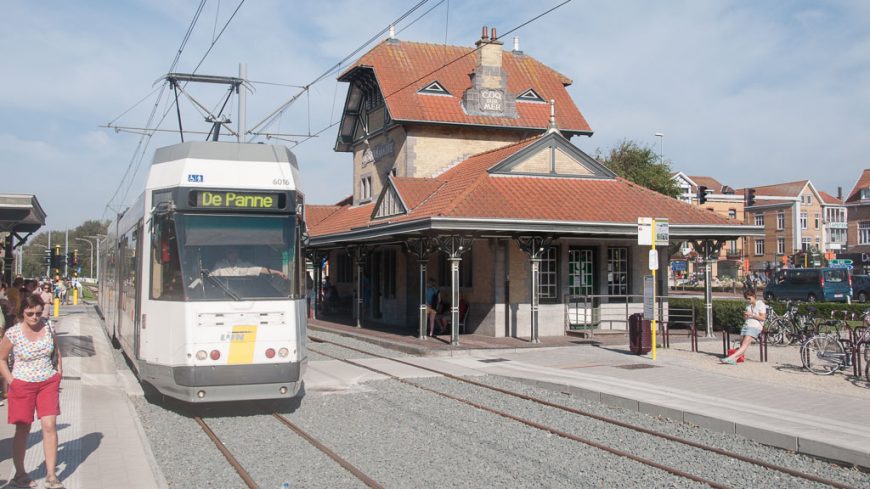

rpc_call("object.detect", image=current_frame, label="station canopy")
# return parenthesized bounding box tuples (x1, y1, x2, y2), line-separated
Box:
(0, 194, 46, 234)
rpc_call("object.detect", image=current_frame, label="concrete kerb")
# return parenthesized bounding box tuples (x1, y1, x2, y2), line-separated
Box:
(503, 377, 870, 470)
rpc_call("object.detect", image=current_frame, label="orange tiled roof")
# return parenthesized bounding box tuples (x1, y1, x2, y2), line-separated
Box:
(305, 205, 342, 228)
(309, 136, 740, 237)
(390, 177, 443, 210)
(818, 191, 843, 205)
(341, 40, 591, 134)
(846, 170, 870, 203)
(688, 176, 726, 192)
(740, 180, 808, 198)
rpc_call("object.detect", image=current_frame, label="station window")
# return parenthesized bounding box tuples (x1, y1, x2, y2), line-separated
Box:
(568, 248, 595, 296)
(538, 246, 559, 303)
(607, 247, 628, 296)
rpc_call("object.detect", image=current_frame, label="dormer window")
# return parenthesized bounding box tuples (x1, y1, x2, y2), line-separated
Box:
(861, 188, 870, 200)
(517, 88, 544, 102)
(418, 81, 450, 95)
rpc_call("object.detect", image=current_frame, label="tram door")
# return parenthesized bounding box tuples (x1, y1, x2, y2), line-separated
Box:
(133, 220, 144, 359)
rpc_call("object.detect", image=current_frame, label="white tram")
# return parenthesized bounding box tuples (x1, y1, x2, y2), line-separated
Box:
(99, 141, 307, 402)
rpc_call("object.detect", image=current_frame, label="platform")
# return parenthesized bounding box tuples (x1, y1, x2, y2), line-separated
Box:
(309, 318, 870, 469)
(0, 304, 165, 489)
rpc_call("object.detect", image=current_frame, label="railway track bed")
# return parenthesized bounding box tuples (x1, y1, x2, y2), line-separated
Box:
(127, 330, 870, 488)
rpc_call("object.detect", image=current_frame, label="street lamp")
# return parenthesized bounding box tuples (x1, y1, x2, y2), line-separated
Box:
(654, 132, 664, 164)
(75, 237, 95, 279)
(87, 234, 107, 281)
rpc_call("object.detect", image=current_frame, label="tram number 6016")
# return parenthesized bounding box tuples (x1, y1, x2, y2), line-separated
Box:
(272, 178, 290, 186)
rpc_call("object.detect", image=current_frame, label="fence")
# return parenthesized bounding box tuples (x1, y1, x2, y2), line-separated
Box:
(564, 294, 668, 334)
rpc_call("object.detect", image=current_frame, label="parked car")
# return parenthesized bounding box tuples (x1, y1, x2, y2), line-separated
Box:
(762, 268, 852, 303)
(852, 275, 870, 302)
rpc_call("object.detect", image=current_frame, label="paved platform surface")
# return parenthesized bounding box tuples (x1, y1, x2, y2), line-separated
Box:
(310, 320, 870, 469)
(0, 304, 164, 489)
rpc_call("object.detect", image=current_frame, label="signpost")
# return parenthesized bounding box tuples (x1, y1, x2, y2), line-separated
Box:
(639, 217, 668, 360)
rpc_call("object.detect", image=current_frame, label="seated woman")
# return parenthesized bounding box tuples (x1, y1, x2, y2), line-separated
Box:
(436, 296, 469, 334)
(721, 289, 766, 365)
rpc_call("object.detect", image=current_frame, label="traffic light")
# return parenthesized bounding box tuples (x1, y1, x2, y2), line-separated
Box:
(67, 252, 74, 269)
(697, 185, 708, 205)
(72, 249, 79, 267)
(43, 250, 52, 267)
(746, 188, 757, 207)
(51, 246, 63, 269)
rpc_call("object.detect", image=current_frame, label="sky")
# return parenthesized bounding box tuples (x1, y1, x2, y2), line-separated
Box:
(3, 0, 870, 231)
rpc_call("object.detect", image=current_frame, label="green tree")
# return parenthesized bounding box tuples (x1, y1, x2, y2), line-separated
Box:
(599, 140, 681, 198)
(21, 219, 110, 278)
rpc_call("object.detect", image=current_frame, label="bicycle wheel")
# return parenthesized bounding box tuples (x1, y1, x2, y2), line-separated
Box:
(766, 319, 788, 346)
(801, 335, 846, 375)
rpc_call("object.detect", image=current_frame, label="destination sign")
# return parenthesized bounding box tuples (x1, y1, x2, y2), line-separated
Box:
(191, 190, 282, 210)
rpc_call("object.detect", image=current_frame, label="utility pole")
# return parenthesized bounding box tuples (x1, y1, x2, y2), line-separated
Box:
(64, 229, 69, 277)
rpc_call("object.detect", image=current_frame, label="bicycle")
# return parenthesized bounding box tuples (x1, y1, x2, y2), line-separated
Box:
(765, 301, 817, 346)
(800, 310, 870, 377)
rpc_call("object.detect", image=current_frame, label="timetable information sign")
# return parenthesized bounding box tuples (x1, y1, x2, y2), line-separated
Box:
(643, 275, 655, 319)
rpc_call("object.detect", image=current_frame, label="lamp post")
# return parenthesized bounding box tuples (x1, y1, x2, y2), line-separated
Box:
(29, 243, 49, 278)
(654, 132, 664, 164)
(88, 234, 107, 281)
(75, 238, 95, 279)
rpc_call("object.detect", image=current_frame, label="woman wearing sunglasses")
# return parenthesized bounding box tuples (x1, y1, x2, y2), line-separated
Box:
(0, 294, 64, 489)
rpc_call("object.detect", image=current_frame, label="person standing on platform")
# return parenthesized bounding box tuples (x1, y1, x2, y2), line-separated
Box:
(426, 278, 441, 337)
(0, 294, 64, 489)
(721, 289, 766, 365)
(39, 283, 54, 323)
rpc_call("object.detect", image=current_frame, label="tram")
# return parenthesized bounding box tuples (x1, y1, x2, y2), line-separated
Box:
(98, 141, 307, 403)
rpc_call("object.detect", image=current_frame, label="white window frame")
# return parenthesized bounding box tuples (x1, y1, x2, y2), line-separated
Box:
(860, 222, 870, 245)
(800, 212, 807, 230)
(802, 237, 811, 251)
(776, 212, 784, 230)
(728, 209, 736, 219)
(754, 213, 764, 226)
(754, 239, 764, 256)
(777, 237, 785, 255)
(814, 213, 819, 229)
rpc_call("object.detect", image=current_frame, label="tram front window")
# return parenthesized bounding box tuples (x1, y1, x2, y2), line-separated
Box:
(157, 214, 300, 301)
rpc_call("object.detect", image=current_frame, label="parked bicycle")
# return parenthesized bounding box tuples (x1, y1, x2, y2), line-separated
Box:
(765, 301, 819, 346)
(800, 309, 870, 378)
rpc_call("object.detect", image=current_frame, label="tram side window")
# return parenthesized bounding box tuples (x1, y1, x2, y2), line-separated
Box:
(151, 215, 183, 300)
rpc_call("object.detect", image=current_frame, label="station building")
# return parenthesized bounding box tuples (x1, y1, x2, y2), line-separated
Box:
(305, 29, 758, 340)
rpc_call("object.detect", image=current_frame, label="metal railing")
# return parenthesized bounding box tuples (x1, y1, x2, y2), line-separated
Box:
(564, 294, 667, 334)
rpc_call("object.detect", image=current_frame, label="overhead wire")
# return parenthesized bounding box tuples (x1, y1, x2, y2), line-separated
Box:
(110, 0, 247, 211)
(291, 0, 573, 151)
(248, 0, 432, 137)
(105, 0, 208, 215)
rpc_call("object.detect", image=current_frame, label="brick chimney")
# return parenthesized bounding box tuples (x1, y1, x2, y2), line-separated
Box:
(462, 26, 517, 118)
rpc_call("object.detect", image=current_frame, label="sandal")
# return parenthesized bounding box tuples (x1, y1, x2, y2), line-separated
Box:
(720, 357, 737, 365)
(10, 475, 37, 488)
(44, 478, 65, 489)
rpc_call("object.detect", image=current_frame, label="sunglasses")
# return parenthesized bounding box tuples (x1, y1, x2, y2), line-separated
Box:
(23, 310, 43, 318)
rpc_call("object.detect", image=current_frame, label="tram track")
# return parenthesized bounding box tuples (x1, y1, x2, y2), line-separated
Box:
(195, 409, 384, 489)
(310, 335, 860, 489)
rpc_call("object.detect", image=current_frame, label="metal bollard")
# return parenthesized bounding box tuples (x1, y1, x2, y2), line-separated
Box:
(53, 297, 60, 318)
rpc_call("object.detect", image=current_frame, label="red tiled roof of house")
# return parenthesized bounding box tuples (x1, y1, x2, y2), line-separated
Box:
(846, 170, 870, 203)
(341, 40, 591, 134)
(818, 191, 843, 205)
(688, 176, 725, 192)
(309, 136, 740, 237)
(737, 180, 808, 198)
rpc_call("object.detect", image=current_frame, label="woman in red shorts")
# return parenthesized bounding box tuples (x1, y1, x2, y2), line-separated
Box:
(0, 294, 63, 489)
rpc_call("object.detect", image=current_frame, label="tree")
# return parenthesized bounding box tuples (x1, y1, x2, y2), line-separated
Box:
(599, 140, 681, 198)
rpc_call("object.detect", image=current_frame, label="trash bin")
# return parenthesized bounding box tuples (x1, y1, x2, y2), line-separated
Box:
(629, 313, 652, 355)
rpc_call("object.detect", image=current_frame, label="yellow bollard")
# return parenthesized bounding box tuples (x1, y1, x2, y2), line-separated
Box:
(53, 297, 60, 318)
(73, 287, 78, 306)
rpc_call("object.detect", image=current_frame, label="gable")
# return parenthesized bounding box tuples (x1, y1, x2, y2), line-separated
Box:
(488, 132, 614, 178)
(517, 88, 545, 102)
(372, 179, 407, 219)
(418, 81, 450, 95)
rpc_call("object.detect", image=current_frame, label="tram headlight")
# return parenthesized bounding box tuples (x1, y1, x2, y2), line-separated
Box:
(196, 350, 207, 361)
(278, 347, 289, 358)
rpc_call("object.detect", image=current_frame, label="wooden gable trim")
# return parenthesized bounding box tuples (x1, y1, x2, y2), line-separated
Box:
(371, 176, 408, 220)
(487, 132, 616, 179)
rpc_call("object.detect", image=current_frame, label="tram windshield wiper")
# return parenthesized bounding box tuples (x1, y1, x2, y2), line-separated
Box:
(200, 269, 242, 301)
